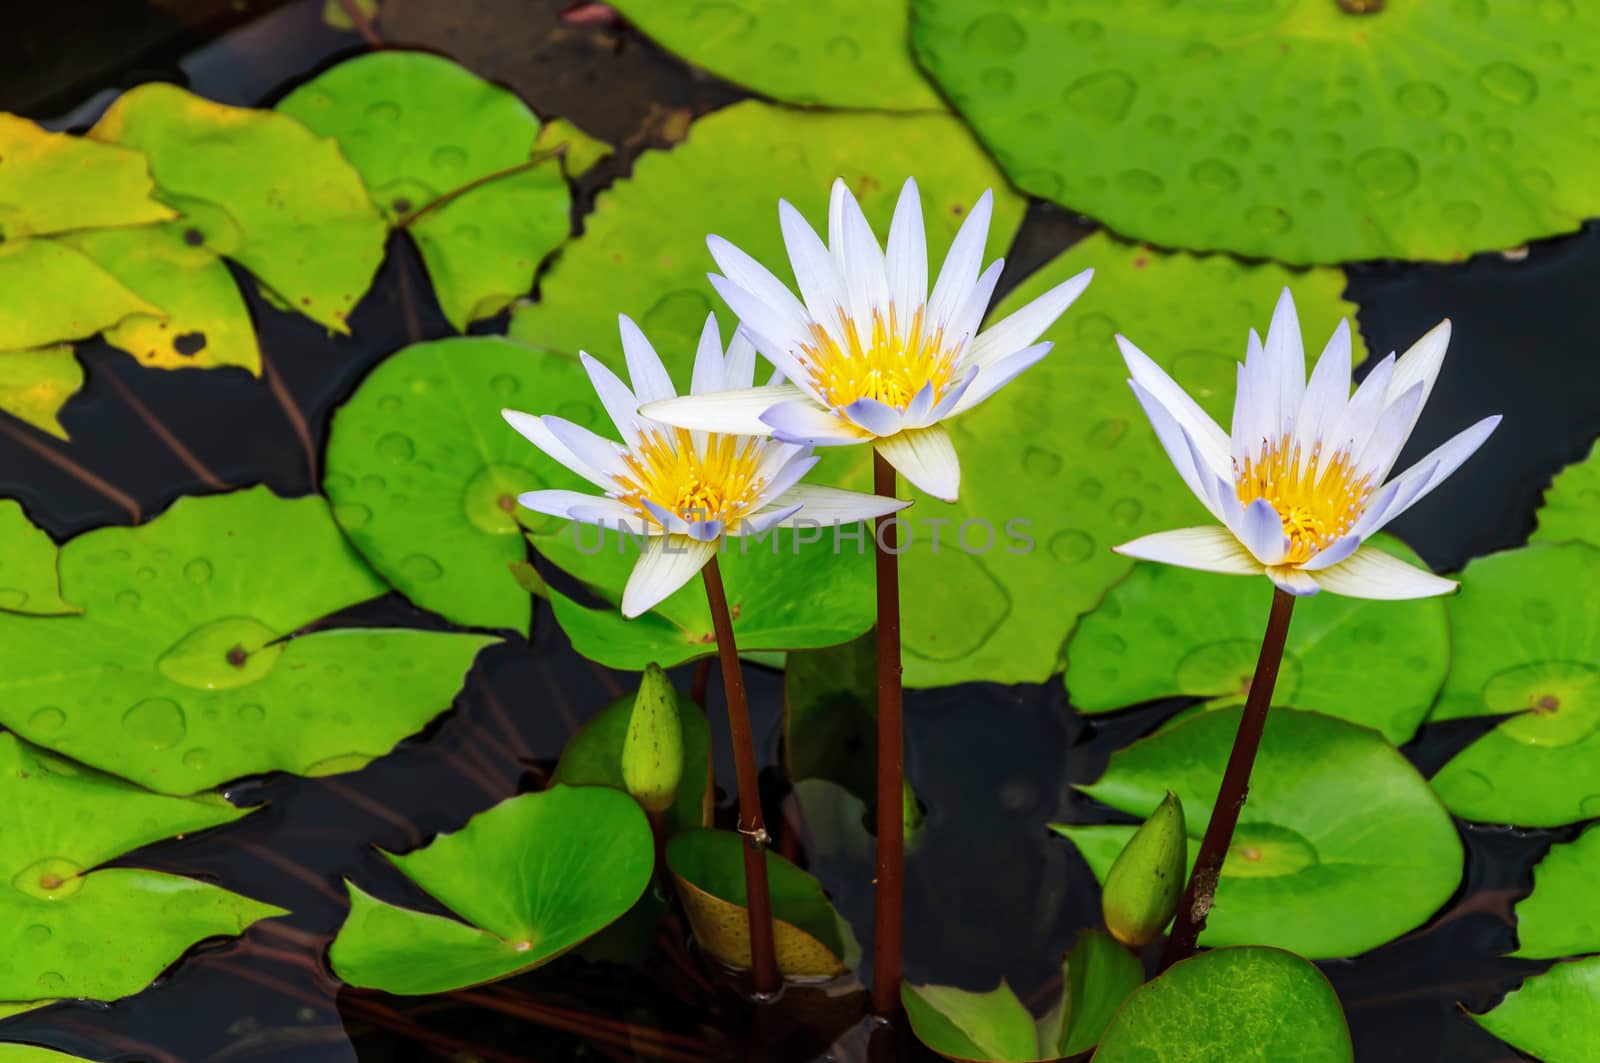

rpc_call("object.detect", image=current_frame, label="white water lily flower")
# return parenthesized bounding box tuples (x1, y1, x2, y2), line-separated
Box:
(502, 313, 908, 618)
(637, 177, 1093, 502)
(1113, 289, 1500, 599)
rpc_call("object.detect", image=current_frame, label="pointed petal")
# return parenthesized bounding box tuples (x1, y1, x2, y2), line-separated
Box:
(1326, 352, 1395, 454)
(952, 342, 1051, 416)
(1266, 565, 1321, 596)
(579, 352, 645, 445)
(1353, 380, 1425, 484)
(1126, 376, 1225, 518)
(1294, 318, 1353, 473)
(760, 400, 868, 446)
(724, 328, 759, 390)
(541, 416, 627, 487)
(621, 535, 717, 618)
(1116, 334, 1232, 481)
(707, 235, 813, 339)
(639, 384, 804, 435)
(926, 189, 993, 331)
(639, 497, 688, 535)
(617, 315, 676, 404)
(1237, 498, 1289, 566)
(926, 363, 981, 422)
(885, 177, 928, 322)
(707, 274, 813, 391)
(751, 451, 819, 508)
(904, 380, 937, 426)
(1262, 288, 1306, 437)
(1388, 319, 1451, 430)
(780, 199, 849, 327)
(737, 502, 803, 535)
(768, 483, 911, 526)
(836, 181, 890, 333)
(876, 424, 960, 501)
(944, 258, 1005, 348)
(1112, 526, 1263, 575)
(503, 409, 612, 488)
(841, 397, 904, 437)
(1311, 546, 1458, 600)
(689, 313, 725, 395)
(1357, 414, 1501, 536)
(1298, 534, 1361, 571)
(966, 268, 1092, 368)
(516, 489, 624, 523)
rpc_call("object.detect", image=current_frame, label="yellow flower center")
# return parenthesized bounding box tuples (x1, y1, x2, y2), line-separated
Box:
(1235, 433, 1374, 564)
(614, 428, 768, 529)
(801, 305, 963, 411)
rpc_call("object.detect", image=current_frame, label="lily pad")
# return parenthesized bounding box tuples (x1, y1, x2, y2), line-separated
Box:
(0, 1047, 99, 1062)
(0, 114, 174, 239)
(1533, 440, 1600, 547)
(1094, 947, 1351, 1062)
(911, 0, 1600, 264)
(0, 500, 76, 616)
(1473, 956, 1600, 1063)
(0, 487, 494, 794)
(329, 784, 654, 994)
(0, 732, 283, 1005)
(89, 83, 387, 333)
(1054, 707, 1461, 959)
(508, 99, 1025, 377)
(277, 51, 570, 331)
(552, 687, 712, 834)
(1042, 930, 1143, 1058)
(609, 0, 942, 110)
(0, 348, 83, 441)
(1429, 542, 1600, 826)
(1512, 823, 1600, 959)
(1064, 535, 1446, 744)
(0, 239, 156, 351)
(534, 118, 613, 180)
(666, 828, 859, 978)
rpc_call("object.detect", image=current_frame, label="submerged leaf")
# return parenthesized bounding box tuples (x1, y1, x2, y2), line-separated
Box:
(330, 785, 654, 994)
(554, 685, 711, 834)
(0, 499, 76, 615)
(0, 239, 157, 350)
(784, 633, 877, 801)
(901, 981, 1037, 1062)
(0, 114, 173, 238)
(1473, 956, 1600, 1063)
(0, 347, 84, 440)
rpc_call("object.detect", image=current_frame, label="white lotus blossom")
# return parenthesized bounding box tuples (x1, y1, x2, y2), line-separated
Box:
(637, 177, 1093, 502)
(503, 313, 907, 618)
(1113, 289, 1500, 599)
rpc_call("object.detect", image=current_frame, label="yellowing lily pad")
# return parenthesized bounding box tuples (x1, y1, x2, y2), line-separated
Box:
(1533, 440, 1600, 547)
(1055, 707, 1461, 959)
(1511, 823, 1600, 959)
(1429, 542, 1600, 826)
(89, 83, 387, 333)
(1065, 536, 1447, 744)
(666, 828, 859, 978)
(1473, 957, 1600, 1063)
(329, 785, 654, 994)
(911, 0, 1600, 264)
(0, 238, 156, 350)
(0, 732, 282, 1006)
(277, 51, 570, 332)
(0, 499, 76, 616)
(534, 119, 613, 180)
(0, 1046, 100, 1061)
(0, 114, 173, 239)
(0, 487, 494, 794)
(0, 347, 84, 440)
(1094, 947, 1351, 1062)
(609, 0, 942, 110)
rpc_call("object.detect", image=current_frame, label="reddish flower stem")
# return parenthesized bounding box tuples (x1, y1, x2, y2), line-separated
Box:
(870, 451, 905, 1016)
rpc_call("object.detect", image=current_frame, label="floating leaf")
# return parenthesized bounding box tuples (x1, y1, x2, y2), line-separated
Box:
(553, 685, 711, 835)
(534, 118, 613, 180)
(1429, 542, 1600, 826)
(1512, 823, 1600, 959)
(330, 785, 654, 994)
(1533, 440, 1600, 547)
(1039, 930, 1142, 1058)
(277, 51, 570, 331)
(0, 1046, 100, 1061)
(666, 828, 859, 978)
(67, 222, 260, 373)
(784, 632, 876, 801)
(0, 487, 494, 794)
(609, 0, 941, 110)
(0, 500, 76, 616)
(0, 733, 282, 1005)
(1473, 956, 1600, 1063)
(325, 336, 589, 634)
(1095, 947, 1351, 1062)
(0, 114, 173, 239)
(1065, 536, 1446, 744)
(90, 83, 387, 333)
(0, 239, 156, 350)
(911, 0, 1600, 264)
(1055, 707, 1461, 959)
(0, 348, 83, 441)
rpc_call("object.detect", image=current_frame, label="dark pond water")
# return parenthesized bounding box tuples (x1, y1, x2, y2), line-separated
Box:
(5, 1, 1598, 1060)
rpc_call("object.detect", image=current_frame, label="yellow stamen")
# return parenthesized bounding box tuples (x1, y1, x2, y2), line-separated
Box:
(614, 428, 767, 529)
(801, 305, 962, 411)
(1235, 433, 1373, 565)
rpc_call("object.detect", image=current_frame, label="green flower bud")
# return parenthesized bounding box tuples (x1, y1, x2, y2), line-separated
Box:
(621, 663, 683, 814)
(1102, 790, 1187, 948)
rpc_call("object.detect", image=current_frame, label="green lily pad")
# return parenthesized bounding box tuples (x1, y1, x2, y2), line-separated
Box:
(609, 0, 941, 110)
(534, 119, 613, 180)
(1094, 946, 1351, 1062)
(90, 83, 387, 333)
(0, 114, 174, 239)
(329, 784, 654, 994)
(0, 1047, 100, 1061)
(552, 687, 711, 834)
(508, 99, 1025, 375)
(0, 348, 84, 441)
(1511, 823, 1600, 959)
(277, 51, 570, 332)
(0, 239, 156, 350)
(1533, 440, 1600, 547)
(1474, 956, 1600, 1063)
(911, 0, 1600, 264)
(0, 487, 494, 794)
(325, 336, 591, 634)
(1064, 535, 1446, 744)
(0, 732, 283, 1005)
(1042, 930, 1143, 1058)
(1429, 542, 1600, 826)
(666, 828, 859, 978)
(1054, 707, 1461, 959)
(0, 500, 76, 616)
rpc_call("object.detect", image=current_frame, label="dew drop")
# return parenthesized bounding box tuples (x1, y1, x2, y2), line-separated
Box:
(377, 395, 403, 414)
(334, 502, 372, 530)
(1395, 81, 1448, 118)
(430, 145, 468, 171)
(1048, 530, 1095, 564)
(980, 68, 1015, 94)
(1077, 477, 1104, 500)
(962, 12, 1026, 57)
(1022, 447, 1062, 477)
(825, 36, 861, 61)
(401, 554, 444, 582)
(1109, 498, 1143, 525)
(360, 474, 387, 491)
(364, 101, 401, 122)
(642, 289, 713, 339)
(28, 707, 65, 733)
(769, 42, 798, 62)
(36, 971, 65, 992)
(489, 374, 520, 398)
(116, 590, 141, 609)
(122, 697, 186, 750)
(377, 432, 415, 461)
(1352, 147, 1420, 198)
(1483, 127, 1514, 150)
(22, 924, 50, 946)
(1189, 158, 1240, 194)
(1478, 62, 1537, 105)
(1087, 419, 1128, 449)
(1115, 169, 1164, 197)
(183, 748, 213, 770)
(237, 704, 265, 724)
(184, 558, 213, 584)
(1245, 204, 1292, 234)
(1074, 312, 1117, 343)
(1062, 70, 1137, 124)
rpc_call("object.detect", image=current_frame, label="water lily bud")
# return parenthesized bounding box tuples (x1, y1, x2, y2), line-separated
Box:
(621, 664, 683, 814)
(1102, 790, 1187, 948)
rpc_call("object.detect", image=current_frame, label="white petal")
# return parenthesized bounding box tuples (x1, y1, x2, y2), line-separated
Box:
(835, 182, 891, 336)
(1266, 565, 1321, 596)
(925, 364, 980, 423)
(1387, 319, 1451, 431)
(1112, 526, 1263, 575)
(689, 313, 725, 395)
(1298, 534, 1360, 571)
(751, 452, 819, 508)
(950, 343, 1050, 416)
(766, 483, 910, 527)
(966, 268, 1093, 369)
(1126, 377, 1223, 519)
(1116, 334, 1232, 482)
(827, 178, 848, 267)
(541, 416, 627, 487)
(516, 488, 614, 522)
(639, 384, 805, 436)
(707, 235, 813, 339)
(1237, 498, 1288, 566)
(503, 409, 612, 488)
(1229, 361, 1265, 467)
(569, 500, 656, 533)
(707, 274, 814, 392)
(885, 177, 928, 322)
(1356, 414, 1501, 536)
(841, 397, 904, 437)
(926, 189, 993, 332)
(1325, 352, 1395, 455)
(579, 352, 645, 446)
(737, 503, 803, 535)
(617, 315, 676, 404)
(1261, 288, 1306, 437)
(780, 199, 850, 328)
(904, 380, 937, 425)
(943, 258, 1005, 348)
(875, 424, 960, 501)
(1353, 381, 1424, 484)
(621, 535, 717, 618)
(760, 400, 869, 446)
(724, 328, 759, 390)
(1293, 318, 1353, 475)
(1311, 545, 1458, 600)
